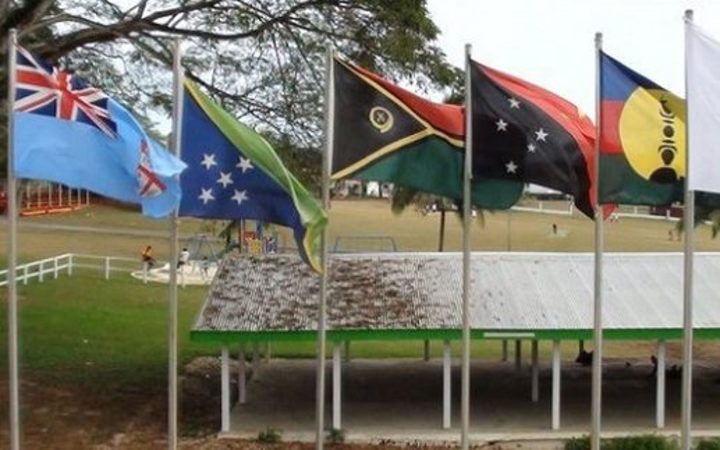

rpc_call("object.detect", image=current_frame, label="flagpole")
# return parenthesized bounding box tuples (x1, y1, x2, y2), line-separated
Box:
(168, 38, 184, 450)
(460, 42, 473, 450)
(6, 28, 21, 450)
(316, 45, 334, 450)
(590, 31, 604, 450)
(681, 9, 695, 450)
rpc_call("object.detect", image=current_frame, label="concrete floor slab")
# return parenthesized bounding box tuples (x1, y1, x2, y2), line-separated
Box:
(224, 357, 720, 444)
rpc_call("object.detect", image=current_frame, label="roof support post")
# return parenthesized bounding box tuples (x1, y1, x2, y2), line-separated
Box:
(656, 340, 666, 429)
(238, 344, 246, 404)
(221, 346, 230, 433)
(531, 340, 539, 403)
(502, 340, 508, 362)
(332, 342, 342, 430)
(515, 340, 522, 370)
(252, 342, 261, 378)
(344, 341, 351, 363)
(443, 340, 452, 429)
(424, 339, 431, 362)
(552, 340, 561, 430)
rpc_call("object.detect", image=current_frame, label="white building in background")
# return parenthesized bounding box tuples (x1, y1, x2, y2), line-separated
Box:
(525, 183, 567, 200)
(365, 181, 393, 198)
(334, 180, 393, 198)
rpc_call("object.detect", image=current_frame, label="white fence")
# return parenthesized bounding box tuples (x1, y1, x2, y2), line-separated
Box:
(0, 254, 73, 287)
(0, 253, 152, 287)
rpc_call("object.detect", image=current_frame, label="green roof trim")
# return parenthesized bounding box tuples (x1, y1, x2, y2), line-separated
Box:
(190, 327, 720, 344)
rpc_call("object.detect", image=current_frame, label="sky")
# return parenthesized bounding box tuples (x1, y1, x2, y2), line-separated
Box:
(427, 0, 720, 119)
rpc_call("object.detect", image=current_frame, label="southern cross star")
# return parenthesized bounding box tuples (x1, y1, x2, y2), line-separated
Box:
(231, 189, 249, 205)
(236, 156, 254, 173)
(535, 128, 549, 142)
(201, 153, 217, 170)
(198, 187, 215, 204)
(216, 171, 233, 188)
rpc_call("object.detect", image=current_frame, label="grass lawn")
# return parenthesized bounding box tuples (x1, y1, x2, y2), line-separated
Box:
(2, 198, 713, 392)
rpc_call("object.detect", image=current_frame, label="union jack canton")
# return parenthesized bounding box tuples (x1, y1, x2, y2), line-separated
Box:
(14, 46, 117, 137)
(14, 46, 167, 198)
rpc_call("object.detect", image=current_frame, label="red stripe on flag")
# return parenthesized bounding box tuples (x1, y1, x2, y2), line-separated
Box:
(600, 100, 624, 154)
(16, 70, 54, 89)
(349, 63, 464, 140)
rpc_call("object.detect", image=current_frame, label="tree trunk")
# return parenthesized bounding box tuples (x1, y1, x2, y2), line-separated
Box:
(438, 209, 446, 252)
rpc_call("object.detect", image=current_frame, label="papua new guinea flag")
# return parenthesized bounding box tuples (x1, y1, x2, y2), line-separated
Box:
(332, 56, 522, 209)
(470, 60, 597, 218)
(179, 80, 327, 273)
(599, 53, 685, 205)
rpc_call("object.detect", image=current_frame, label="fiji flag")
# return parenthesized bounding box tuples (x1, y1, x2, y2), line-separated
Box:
(599, 53, 685, 206)
(179, 80, 327, 273)
(12, 46, 185, 217)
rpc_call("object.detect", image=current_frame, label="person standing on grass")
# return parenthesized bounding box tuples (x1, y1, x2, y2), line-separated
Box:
(141, 245, 156, 269)
(177, 247, 190, 269)
(200, 256, 210, 280)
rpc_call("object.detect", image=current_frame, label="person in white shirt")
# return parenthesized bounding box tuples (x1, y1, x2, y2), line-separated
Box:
(177, 248, 190, 269)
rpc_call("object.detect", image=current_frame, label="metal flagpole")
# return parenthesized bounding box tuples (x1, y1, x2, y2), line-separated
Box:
(590, 32, 604, 450)
(460, 43, 473, 450)
(681, 9, 695, 450)
(316, 45, 334, 450)
(6, 28, 21, 450)
(168, 38, 184, 450)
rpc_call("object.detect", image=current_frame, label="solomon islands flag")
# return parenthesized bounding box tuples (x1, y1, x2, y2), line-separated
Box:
(13, 46, 185, 218)
(599, 52, 685, 205)
(470, 59, 598, 218)
(332, 55, 521, 209)
(179, 80, 327, 273)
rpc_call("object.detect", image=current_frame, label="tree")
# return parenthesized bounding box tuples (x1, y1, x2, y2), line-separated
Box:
(386, 81, 477, 249)
(0, 0, 458, 176)
(676, 205, 720, 238)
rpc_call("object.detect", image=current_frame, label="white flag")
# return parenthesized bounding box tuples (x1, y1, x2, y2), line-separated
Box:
(688, 23, 720, 193)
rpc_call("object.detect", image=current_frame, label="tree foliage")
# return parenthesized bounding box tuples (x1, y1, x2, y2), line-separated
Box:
(675, 205, 720, 239)
(0, 0, 458, 177)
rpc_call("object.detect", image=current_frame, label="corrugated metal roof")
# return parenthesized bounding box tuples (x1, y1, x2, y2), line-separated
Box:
(192, 252, 720, 334)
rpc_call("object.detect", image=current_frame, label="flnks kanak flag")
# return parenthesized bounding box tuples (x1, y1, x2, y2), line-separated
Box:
(599, 53, 685, 205)
(688, 23, 720, 194)
(332, 56, 522, 209)
(470, 60, 597, 218)
(13, 46, 185, 218)
(179, 80, 327, 273)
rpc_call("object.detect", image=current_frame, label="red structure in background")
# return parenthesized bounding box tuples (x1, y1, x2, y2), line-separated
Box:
(0, 182, 91, 216)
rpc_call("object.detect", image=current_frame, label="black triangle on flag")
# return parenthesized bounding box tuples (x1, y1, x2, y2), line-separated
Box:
(332, 59, 430, 179)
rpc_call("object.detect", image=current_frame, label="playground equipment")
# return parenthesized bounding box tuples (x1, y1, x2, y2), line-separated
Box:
(130, 234, 222, 286)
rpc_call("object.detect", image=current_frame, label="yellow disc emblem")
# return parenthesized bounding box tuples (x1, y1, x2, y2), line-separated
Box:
(619, 88, 686, 183)
(369, 106, 394, 133)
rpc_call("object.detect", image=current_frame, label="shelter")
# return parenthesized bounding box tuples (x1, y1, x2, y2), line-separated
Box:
(190, 251, 720, 435)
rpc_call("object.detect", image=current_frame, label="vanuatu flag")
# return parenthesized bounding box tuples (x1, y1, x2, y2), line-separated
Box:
(179, 80, 327, 273)
(332, 56, 521, 209)
(599, 52, 685, 205)
(470, 59, 597, 218)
